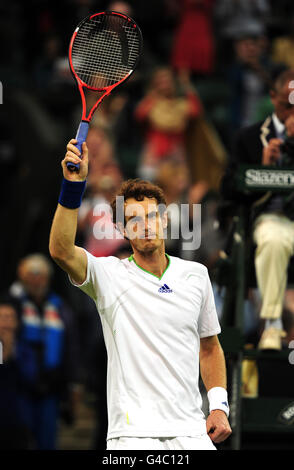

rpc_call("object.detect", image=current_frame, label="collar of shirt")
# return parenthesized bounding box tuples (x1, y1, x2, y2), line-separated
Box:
(272, 113, 285, 140)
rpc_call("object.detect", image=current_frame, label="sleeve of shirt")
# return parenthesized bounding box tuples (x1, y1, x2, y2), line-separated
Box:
(68, 249, 119, 307)
(198, 267, 221, 338)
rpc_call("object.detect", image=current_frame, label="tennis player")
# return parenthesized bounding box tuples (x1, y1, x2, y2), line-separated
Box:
(49, 139, 232, 450)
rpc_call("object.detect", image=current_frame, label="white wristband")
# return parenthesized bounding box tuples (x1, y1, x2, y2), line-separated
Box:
(207, 387, 230, 417)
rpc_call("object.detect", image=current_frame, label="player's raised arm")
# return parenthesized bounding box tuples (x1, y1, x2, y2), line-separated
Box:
(49, 139, 88, 285)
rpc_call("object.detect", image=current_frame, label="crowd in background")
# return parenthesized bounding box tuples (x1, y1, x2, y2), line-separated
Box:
(1, 0, 294, 450)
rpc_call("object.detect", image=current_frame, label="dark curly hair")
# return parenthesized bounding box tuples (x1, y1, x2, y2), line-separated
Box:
(110, 178, 167, 224)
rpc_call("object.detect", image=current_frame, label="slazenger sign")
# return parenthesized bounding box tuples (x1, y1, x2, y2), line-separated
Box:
(236, 165, 294, 192)
(245, 169, 294, 188)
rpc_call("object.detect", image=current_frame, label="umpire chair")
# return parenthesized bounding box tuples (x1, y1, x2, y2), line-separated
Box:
(217, 165, 294, 450)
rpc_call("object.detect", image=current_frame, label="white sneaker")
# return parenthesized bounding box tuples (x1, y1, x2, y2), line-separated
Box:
(258, 327, 286, 351)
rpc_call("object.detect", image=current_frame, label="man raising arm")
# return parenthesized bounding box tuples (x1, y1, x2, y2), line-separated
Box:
(49, 139, 89, 285)
(49, 138, 232, 450)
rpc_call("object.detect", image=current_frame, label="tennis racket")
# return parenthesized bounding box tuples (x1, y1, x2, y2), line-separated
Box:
(67, 10, 143, 171)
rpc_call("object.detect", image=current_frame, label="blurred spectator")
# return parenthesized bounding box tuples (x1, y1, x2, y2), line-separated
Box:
(0, 294, 31, 449)
(171, 0, 216, 77)
(9, 254, 82, 449)
(86, 126, 116, 184)
(228, 29, 274, 130)
(135, 66, 202, 180)
(33, 34, 63, 90)
(272, 14, 294, 69)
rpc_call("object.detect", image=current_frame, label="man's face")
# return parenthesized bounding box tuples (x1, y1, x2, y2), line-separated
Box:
(153, 69, 175, 97)
(123, 197, 167, 253)
(18, 260, 50, 300)
(271, 81, 294, 123)
(235, 38, 261, 64)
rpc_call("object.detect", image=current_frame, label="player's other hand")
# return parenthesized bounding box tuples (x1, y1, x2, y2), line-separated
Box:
(62, 139, 88, 181)
(206, 410, 232, 444)
(262, 138, 283, 165)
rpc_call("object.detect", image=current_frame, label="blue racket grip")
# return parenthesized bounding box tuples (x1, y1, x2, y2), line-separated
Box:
(67, 121, 89, 172)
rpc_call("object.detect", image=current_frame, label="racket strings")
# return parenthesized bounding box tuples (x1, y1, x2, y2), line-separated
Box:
(72, 15, 140, 89)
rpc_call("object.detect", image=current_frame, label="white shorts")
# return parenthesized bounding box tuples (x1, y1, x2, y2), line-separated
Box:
(106, 435, 216, 450)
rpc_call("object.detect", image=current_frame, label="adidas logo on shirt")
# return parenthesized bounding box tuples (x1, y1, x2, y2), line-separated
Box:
(158, 284, 173, 293)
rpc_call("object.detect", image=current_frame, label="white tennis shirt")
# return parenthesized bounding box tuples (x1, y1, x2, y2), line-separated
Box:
(71, 250, 221, 439)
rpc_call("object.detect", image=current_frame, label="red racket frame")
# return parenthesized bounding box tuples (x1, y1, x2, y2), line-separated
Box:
(68, 10, 142, 123)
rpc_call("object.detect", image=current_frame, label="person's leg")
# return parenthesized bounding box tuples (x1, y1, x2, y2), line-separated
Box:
(254, 215, 294, 320)
(253, 215, 294, 348)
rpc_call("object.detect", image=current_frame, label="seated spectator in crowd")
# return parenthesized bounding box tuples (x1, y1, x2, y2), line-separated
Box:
(9, 254, 81, 449)
(0, 294, 31, 449)
(227, 26, 274, 131)
(135, 66, 202, 181)
(221, 68, 294, 351)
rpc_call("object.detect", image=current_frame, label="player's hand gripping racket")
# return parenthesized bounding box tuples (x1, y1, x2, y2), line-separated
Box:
(68, 11, 143, 171)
